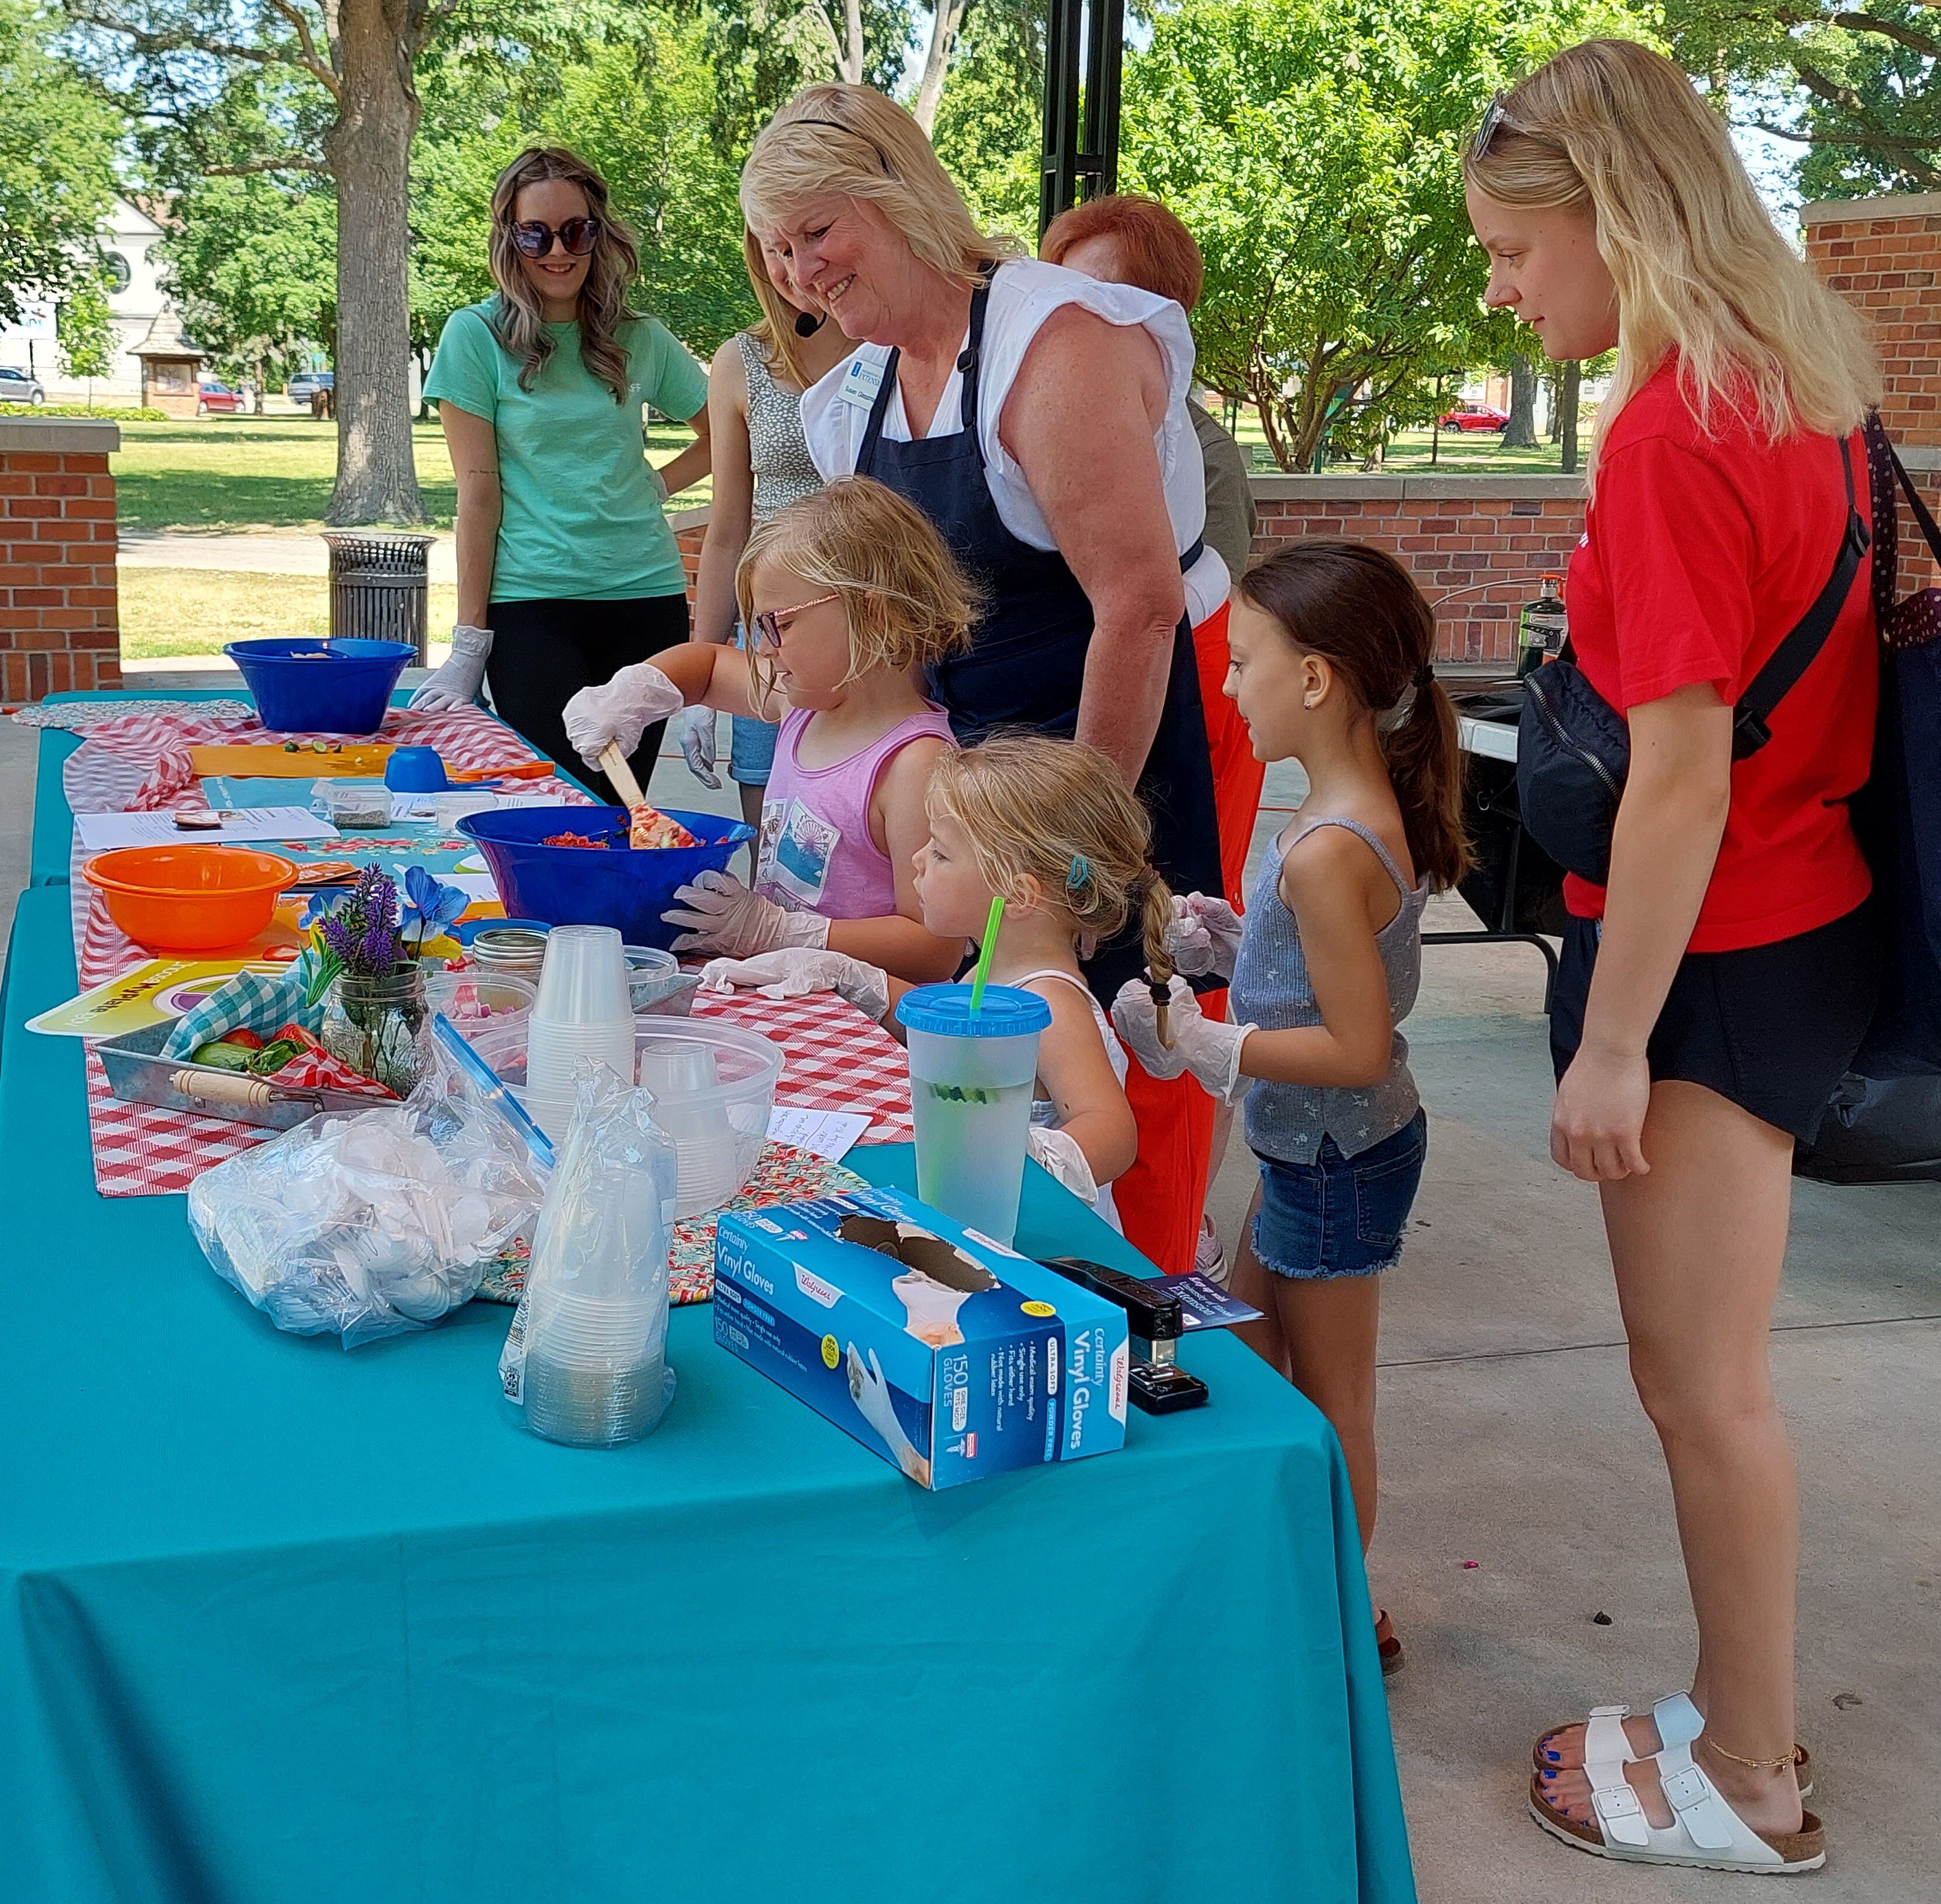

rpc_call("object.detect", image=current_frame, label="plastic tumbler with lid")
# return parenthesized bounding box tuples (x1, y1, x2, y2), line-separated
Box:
(895, 982, 1052, 1247)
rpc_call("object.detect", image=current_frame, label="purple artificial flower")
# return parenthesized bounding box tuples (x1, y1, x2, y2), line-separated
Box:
(321, 914, 357, 964)
(359, 913, 397, 975)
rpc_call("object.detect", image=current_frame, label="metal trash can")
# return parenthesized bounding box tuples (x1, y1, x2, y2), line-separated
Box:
(322, 532, 435, 662)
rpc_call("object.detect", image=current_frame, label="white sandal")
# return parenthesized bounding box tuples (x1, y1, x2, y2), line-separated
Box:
(1534, 1692, 1814, 1798)
(1529, 1735, 1826, 1874)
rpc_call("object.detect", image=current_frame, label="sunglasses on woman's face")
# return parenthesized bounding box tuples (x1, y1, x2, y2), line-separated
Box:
(752, 592, 840, 650)
(511, 218, 601, 260)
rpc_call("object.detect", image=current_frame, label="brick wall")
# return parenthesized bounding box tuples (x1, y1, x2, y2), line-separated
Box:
(668, 487, 1583, 669)
(0, 419, 121, 700)
(1803, 191, 1941, 589)
(1248, 474, 1584, 666)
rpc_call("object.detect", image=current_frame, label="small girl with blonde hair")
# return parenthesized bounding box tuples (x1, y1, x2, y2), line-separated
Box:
(703, 733, 1172, 1222)
(565, 476, 971, 981)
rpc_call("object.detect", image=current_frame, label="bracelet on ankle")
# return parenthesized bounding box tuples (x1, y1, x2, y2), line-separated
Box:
(1706, 1736, 1797, 1772)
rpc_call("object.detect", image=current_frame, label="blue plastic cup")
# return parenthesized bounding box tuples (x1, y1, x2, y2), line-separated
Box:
(895, 984, 1053, 1247)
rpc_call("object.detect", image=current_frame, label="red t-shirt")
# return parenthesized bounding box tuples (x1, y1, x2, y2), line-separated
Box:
(1561, 360, 1877, 952)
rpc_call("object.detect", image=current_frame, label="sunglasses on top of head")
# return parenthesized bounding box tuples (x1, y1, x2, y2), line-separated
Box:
(511, 217, 601, 260)
(1471, 94, 1520, 161)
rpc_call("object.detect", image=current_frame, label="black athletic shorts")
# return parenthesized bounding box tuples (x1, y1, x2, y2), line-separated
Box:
(1549, 901, 1880, 1140)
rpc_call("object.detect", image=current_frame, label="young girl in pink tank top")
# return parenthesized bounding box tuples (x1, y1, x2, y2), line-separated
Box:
(563, 477, 972, 982)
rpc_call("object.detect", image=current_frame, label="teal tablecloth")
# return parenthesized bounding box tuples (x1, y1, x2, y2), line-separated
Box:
(0, 906, 1415, 1903)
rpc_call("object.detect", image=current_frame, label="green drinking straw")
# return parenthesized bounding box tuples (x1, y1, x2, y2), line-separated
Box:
(968, 895, 1005, 1014)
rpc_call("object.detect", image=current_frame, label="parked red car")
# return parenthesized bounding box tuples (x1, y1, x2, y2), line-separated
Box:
(197, 381, 245, 416)
(1438, 403, 1509, 432)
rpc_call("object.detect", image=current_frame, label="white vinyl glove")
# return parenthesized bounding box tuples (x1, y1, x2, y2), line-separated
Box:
(1111, 975, 1257, 1104)
(1167, 892, 1244, 981)
(1027, 1124, 1101, 1207)
(698, 947, 889, 1022)
(663, 867, 830, 957)
(409, 623, 493, 711)
(562, 662, 686, 770)
(847, 1342, 929, 1484)
(679, 706, 721, 789)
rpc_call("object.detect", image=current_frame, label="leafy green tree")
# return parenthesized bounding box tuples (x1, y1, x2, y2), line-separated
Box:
(0, 0, 120, 323)
(1670, 1, 1941, 196)
(57, 268, 117, 380)
(931, 3, 1040, 236)
(1122, 0, 1651, 470)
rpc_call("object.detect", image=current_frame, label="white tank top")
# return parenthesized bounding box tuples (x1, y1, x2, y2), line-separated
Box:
(1013, 965, 1130, 1232)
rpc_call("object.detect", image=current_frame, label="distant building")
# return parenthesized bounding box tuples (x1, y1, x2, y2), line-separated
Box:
(0, 196, 172, 403)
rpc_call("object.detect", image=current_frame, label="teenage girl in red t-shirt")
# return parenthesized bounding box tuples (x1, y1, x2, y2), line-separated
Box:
(1465, 40, 1881, 1876)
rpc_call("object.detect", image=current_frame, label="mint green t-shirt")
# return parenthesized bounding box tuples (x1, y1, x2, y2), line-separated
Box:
(425, 300, 708, 602)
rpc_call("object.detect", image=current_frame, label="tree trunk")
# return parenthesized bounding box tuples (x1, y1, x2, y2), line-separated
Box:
(911, 0, 970, 135)
(1559, 360, 1582, 475)
(821, 0, 865, 84)
(324, 0, 426, 526)
(1502, 355, 1539, 450)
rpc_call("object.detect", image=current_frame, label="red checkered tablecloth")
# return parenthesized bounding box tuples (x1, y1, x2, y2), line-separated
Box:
(690, 988, 913, 1145)
(63, 700, 913, 1194)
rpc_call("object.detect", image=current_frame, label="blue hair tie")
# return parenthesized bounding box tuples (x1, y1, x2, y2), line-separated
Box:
(1066, 854, 1091, 891)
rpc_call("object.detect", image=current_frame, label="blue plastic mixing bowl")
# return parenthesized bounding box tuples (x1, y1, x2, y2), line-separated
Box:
(458, 804, 757, 950)
(224, 637, 416, 735)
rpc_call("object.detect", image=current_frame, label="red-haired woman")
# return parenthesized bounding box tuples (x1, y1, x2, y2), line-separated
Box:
(1044, 192, 1263, 1279)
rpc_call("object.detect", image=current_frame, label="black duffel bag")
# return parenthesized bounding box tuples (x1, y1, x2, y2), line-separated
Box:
(1516, 435, 1870, 886)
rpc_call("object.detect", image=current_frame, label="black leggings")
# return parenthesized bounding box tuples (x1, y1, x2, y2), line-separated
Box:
(486, 594, 690, 805)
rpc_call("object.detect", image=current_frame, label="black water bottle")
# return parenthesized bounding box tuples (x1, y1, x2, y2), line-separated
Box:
(1517, 577, 1567, 678)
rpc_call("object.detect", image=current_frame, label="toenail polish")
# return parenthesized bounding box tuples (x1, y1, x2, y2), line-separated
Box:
(1545, 1749, 1559, 1762)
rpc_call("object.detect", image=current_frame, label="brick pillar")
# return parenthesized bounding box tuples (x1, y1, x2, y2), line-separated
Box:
(1804, 191, 1941, 585)
(0, 418, 122, 699)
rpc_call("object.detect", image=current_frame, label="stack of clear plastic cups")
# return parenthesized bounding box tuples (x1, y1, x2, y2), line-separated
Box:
(516, 1068, 678, 1448)
(525, 925, 635, 1141)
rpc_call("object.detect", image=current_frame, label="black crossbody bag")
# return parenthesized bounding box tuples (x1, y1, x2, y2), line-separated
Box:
(1517, 435, 1870, 886)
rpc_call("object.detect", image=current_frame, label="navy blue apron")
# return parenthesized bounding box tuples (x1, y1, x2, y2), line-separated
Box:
(856, 274, 1224, 1002)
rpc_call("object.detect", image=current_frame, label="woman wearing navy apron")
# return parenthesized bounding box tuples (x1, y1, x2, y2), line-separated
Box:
(737, 83, 1229, 1273)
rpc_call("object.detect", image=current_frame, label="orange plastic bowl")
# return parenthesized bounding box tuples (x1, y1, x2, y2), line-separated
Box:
(82, 845, 301, 951)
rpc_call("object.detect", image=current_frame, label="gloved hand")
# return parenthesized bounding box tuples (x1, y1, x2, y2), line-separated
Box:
(1167, 892, 1244, 980)
(562, 662, 685, 770)
(1027, 1124, 1101, 1206)
(679, 706, 722, 790)
(663, 868, 830, 957)
(1111, 974, 1258, 1104)
(698, 947, 889, 1022)
(409, 624, 493, 712)
(847, 1342, 929, 1484)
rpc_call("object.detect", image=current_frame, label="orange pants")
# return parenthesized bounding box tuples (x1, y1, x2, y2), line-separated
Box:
(1112, 605, 1262, 1273)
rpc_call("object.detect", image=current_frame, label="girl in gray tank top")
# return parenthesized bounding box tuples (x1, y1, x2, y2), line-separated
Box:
(1110, 541, 1470, 1674)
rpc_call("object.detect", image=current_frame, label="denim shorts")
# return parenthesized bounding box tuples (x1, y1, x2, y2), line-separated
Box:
(729, 713, 779, 785)
(1250, 1110, 1427, 1281)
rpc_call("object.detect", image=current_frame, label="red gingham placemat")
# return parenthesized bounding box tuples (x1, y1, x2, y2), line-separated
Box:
(690, 988, 913, 1145)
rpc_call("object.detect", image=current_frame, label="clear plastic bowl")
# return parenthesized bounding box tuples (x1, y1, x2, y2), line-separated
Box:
(460, 1016, 784, 1218)
(424, 969, 535, 1030)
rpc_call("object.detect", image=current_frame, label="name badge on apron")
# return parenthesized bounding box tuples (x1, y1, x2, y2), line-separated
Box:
(839, 355, 886, 410)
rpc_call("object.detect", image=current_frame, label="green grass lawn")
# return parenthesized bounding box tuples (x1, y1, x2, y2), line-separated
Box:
(1224, 406, 1579, 475)
(112, 416, 708, 532)
(119, 567, 459, 659)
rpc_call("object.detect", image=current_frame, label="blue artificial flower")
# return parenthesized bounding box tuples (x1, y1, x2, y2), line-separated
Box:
(402, 863, 469, 951)
(299, 891, 333, 930)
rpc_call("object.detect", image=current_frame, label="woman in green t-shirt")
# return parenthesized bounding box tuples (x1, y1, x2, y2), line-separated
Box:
(415, 147, 711, 804)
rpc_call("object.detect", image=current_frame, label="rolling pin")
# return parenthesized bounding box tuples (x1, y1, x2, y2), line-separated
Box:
(170, 1069, 325, 1113)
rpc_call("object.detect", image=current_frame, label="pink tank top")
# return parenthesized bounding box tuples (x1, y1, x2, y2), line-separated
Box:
(754, 702, 955, 920)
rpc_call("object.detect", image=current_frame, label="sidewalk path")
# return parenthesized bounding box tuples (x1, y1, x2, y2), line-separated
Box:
(118, 528, 458, 583)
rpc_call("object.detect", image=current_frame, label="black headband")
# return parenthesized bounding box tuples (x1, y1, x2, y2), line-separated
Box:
(789, 116, 896, 179)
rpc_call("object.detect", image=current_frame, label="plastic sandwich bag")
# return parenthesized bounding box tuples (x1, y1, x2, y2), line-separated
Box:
(500, 1063, 679, 1446)
(187, 1034, 551, 1347)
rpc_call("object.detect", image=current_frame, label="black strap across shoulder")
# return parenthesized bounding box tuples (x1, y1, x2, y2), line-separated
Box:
(1729, 434, 1869, 758)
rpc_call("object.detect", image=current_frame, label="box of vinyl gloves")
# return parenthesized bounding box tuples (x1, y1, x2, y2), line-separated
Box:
(713, 1187, 1129, 1488)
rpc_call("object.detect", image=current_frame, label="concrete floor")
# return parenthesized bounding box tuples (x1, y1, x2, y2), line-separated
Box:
(13, 677, 1939, 1900)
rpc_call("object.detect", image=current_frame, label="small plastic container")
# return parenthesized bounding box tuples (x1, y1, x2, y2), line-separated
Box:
(317, 779, 393, 829)
(622, 944, 694, 1016)
(895, 983, 1052, 1247)
(82, 845, 300, 952)
(424, 968, 535, 1030)
(224, 637, 415, 735)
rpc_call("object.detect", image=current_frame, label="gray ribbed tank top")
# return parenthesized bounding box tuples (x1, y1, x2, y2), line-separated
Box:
(737, 332, 822, 526)
(1228, 816, 1427, 1164)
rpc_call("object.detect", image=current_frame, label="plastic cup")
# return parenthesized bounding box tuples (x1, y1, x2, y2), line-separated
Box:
(522, 1291, 673, 1448)
(895, 983, 1053, 1247)
(533, 925, 631, 1027)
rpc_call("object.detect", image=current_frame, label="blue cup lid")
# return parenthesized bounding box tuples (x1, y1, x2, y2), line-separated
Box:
(895, 982, 1053, 1039)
